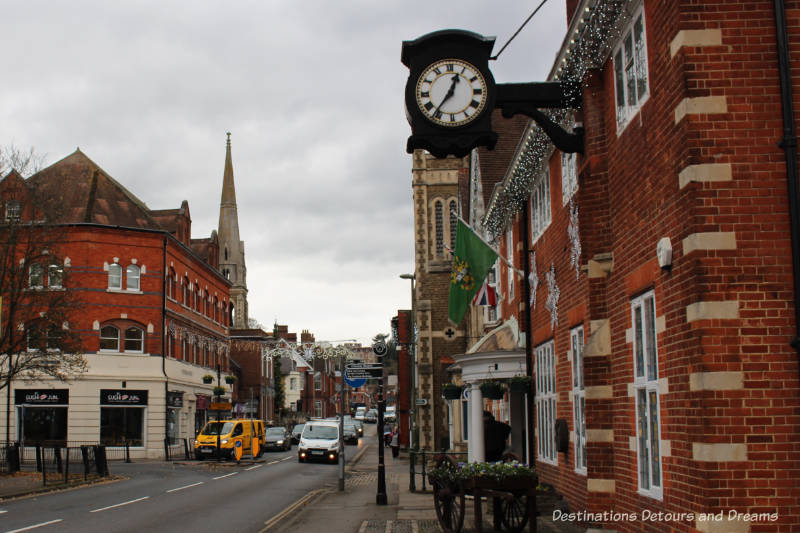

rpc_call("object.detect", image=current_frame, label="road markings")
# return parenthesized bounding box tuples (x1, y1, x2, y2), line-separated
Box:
(166, 482, 204, 493)
(0, 510, 7, 514)
(89, 496, 149, 513)
(280, 456, 293, 462)
(245, 464, 262, 471)
(212, 472, 238, 480)
(6, 519, 63, 533)
(260, 488, 330, 532)
(267, 460, 279, 465)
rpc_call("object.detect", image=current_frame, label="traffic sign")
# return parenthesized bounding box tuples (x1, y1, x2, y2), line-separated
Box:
(345, 365, 383, 379)
(344, 374, 367, 388)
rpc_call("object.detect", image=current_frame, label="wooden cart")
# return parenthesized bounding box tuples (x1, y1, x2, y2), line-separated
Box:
(428, 455, 537, 533)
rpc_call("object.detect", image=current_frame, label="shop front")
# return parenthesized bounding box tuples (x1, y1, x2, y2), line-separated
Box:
(15, 389, 69, 446)
(99, 389, 148, 447)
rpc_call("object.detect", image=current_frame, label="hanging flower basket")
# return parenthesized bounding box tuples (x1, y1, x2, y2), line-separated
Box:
(442, 383, 463, 400)
(224, 375, 236, 384)
(212, 385, 226, 396)
(480, 380, 506, 400)
(509, 375, 531, 393)
(202, 375, 214, 384)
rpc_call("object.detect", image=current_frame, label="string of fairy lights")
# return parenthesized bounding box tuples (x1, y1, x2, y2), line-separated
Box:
(484, 0, 631, 238)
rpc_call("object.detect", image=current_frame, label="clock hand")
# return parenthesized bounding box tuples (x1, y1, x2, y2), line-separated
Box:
(434, 75, 460, 114)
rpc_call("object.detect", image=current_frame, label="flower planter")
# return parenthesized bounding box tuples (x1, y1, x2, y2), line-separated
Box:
(442, 385, 462, 400)
(212, 386, 226, 396)
(224, 376, 236, 384)
(202, 376, 214, 384)
(480, 381, 506, 400)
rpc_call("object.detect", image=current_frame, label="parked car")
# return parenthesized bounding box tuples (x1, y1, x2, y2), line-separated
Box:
(298, 419, 340, 463)
(364, 409, 378, 423)
(352, 420, 364, 437)
(291, 423, 305, 444)
(264, 427, 292, 451)
(343, 423, 359, 445)
(194, 418, 262, 460)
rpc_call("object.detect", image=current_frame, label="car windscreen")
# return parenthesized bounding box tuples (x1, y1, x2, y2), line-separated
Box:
(201, 422, 235, 436)
(302, 425, 338, 440)
(266, 428, 285, 436)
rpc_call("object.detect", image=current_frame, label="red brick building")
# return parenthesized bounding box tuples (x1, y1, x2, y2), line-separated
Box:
(431, 0, 800, 531)
(0, 150, 232, 458)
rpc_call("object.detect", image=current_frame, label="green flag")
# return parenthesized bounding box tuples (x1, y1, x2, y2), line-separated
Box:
(448, 219, 499, 324)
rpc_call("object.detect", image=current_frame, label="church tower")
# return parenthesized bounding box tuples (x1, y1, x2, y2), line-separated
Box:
(217, 132, 248, 328)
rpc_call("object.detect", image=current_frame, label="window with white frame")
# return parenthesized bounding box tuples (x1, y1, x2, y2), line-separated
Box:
(632, 290, 661, 499)
(613, 5, 649, 131)
(4, 200, 21, 222)
(108, 263, 122, 290)
(570, 326, 586, 474)
(562, 151, 578, 205)
(28, 263, 44, 288)
(530, 169, 551, 243)
(124, 327, 144, 353)
(314, 400, 323, 418)
(506, 228, 514, 302)
(100, 325, 120, 351)
(48, 264, 63, 288)
(535, 340, 557, 465)
(314, 371, 322, 391)
(486, 261, 499, 323)
(290, 377, 297, 391)
(126, 264, 140, 291)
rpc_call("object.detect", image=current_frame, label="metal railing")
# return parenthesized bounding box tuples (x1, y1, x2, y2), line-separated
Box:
(409, 449, 468, 492)
(2, 442, 109, 485)
(164, 438, 190, 461)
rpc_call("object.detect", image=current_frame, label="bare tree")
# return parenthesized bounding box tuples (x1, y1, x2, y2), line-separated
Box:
(1, 157, 87, 441)
(0, 144, 47, 178)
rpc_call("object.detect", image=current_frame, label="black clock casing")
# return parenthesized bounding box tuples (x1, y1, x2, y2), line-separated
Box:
(402, 29, 498, 158)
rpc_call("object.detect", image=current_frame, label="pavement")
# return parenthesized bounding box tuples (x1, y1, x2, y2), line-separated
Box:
(262, 442, 587, 533)
(0, 441, 587, 533)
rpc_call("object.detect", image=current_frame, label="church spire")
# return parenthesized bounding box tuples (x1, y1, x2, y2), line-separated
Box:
(217, 132, 248, 328)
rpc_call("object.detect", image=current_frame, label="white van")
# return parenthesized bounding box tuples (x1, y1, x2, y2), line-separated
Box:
(297, 419, 340, 463)
(354, 406, 367, 421)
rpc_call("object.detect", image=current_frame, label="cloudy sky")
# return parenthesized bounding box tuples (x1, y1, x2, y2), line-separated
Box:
(3, 1, 566, 346)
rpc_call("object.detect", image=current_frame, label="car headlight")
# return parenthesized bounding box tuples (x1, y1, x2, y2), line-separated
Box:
(276, 440, 284, 445)
(221, 439, 229, 444)
(194, 440, 199, 446)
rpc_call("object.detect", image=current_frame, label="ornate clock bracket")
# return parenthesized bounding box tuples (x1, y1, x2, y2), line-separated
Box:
(495, 81, 584, 154)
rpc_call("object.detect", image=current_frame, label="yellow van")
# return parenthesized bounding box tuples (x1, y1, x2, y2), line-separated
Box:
(194, 418, 264, 460)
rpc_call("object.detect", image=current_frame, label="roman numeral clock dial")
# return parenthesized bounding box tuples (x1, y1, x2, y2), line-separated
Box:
(416, 59, 488, 128)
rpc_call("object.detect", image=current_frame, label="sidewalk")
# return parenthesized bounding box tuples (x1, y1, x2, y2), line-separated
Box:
(264, 442, 587, 533)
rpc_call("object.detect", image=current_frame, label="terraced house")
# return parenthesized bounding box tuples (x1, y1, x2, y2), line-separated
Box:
(0, 147, 234, 459)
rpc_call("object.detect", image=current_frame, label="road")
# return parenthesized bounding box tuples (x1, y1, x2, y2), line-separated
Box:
(0, 425, 376, 533)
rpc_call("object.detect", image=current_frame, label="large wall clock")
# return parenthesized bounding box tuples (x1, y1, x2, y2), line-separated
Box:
(402, 30, 498, 158)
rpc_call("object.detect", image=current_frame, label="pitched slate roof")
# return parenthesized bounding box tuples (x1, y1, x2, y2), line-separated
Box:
(26, 149, 161, 228)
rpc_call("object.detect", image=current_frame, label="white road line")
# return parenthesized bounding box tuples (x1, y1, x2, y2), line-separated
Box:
(89, 496, 149, 513)
(166, 482, 204, 493)
(280, 456, 293, 462)
(245, 464, 262, 471)
(267, 460, 279, 465)
(6, 519, 63, 533)
(212, 472, 238, 480)
(0, 510, 8, 514)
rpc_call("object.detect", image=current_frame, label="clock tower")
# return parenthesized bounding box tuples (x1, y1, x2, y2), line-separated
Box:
(217, 132, 249, 329)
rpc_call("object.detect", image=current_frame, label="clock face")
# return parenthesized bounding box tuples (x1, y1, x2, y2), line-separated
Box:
(415, 59, 488, 128)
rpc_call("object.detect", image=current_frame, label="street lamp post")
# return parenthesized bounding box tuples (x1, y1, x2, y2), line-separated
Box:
(399, 273, 416, 451)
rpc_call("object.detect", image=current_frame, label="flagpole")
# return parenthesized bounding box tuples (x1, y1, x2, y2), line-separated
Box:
(452, 211, 524, 276)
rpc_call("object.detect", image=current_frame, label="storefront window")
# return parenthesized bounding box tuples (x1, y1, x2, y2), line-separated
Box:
(18, 407, 68, 445)
(100, 407, 144, 446)
(167, 408, 180, 444)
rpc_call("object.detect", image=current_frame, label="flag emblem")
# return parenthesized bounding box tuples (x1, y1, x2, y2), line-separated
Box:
(450, 257, 475, 291)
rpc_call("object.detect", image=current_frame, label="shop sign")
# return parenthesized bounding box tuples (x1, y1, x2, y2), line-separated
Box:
(196, 394, 210, 410)
(15, 389, 69, 405)
(100, 389, 148, 405)
(167, 391, 184, 408)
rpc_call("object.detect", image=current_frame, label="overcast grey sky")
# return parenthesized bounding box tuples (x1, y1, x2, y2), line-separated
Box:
(3, 1, 566, 346)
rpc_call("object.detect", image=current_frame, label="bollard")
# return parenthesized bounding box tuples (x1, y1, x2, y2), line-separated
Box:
(183, 438, 190, 460)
